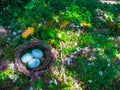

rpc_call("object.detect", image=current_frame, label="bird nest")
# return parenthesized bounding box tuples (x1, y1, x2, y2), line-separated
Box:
(15, 39, 56, 79)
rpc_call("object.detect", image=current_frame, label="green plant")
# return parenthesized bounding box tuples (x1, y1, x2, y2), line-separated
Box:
(67, 53, 120, 90)
(0, 0, 120, 89)
(59, 5, 91, 25)
(0, 37, 6, 47)
(78, 33, 95, 47)
(2, 46, 15, 60)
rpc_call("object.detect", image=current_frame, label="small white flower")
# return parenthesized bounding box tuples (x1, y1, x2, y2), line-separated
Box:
(109, 37, 115, 40)
(66, 31, 70, 34)
(7, 37, 11, 41)
(107, 59, 111, 62)
(88, 58, 92, 61)
(76, 47, 80, 50)
(75, 33, 79, 37)
(29, 86, 34, 90)
(91, 55, 96, 59)
(97, 48, 101, 51)
(65, 7, 68, 9)
(104, 13, 109, 18)
(12, 32, 17, 36)
(13, 74, 19, 83)
(9, 74, 14, 79)
(49, 79, 57, 85)
(73, 51, 77, 54)
(88, 80, 92, 83)
(17, 30, 22, 33)
(75, 83, 79, 88)
(53, 79, 57, 85)
(88, 56, 96, 61)
(99, 71, 104, 76)
(39, 23, 42, 27)
(88, 62, 94, 66)
(43, 21, 46, 24)
(49, 80, 54, 84)
(98, 34, 102, 37)
(76, 47, 82, 52)
(58, 33, 62, 38)
(53, 70, 59, 75)
(7, 26, 11, 28)
(70, 55, 74, 58)
(88, 63, 91, 66)
(70, 23, 76, 28)
(118, 54, 120, 60)
(74, 42, 78, 46)
(9, 63, 14, 69)
(5, 6, 9, 10)
(107, 63, 110, 67)
(84, 47, 90, 52)
(76, 25, 79, 28)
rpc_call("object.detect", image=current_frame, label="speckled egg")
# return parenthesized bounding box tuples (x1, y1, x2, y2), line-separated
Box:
(21, 53, 33, 64)
(32, 49, 43, 59)
(28, 58, 40, 69)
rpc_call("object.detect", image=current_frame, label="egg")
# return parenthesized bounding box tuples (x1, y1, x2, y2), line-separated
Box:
(21, 53, 33, 64)
(28, 58, 40, 69)
(32, 49, 43, 59)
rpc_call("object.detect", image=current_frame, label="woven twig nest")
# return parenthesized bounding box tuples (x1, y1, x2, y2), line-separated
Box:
(15, 39, 56, 79)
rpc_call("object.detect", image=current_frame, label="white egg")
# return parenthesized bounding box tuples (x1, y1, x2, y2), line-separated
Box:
(32, 49, 43, 59)
(21, 53, 33, 64)
(28, 58, 40, 69)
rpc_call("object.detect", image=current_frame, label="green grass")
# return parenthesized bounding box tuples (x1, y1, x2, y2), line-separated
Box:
(0, 0, 120, 90)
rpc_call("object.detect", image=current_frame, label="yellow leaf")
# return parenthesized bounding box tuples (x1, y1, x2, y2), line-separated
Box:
(80, 22, 91, 28)
(45, 20, 54, 28)
(60, 20, 69, 29)
(21, 27, 34, 39)
(109, 20, 115, 29)
(111, 57, 117, 62)
(117, 23, 120, 29)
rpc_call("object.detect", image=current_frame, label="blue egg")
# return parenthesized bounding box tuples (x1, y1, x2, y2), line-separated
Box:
(28, 58, 40, 69)
(21, 53, 33, 64)
(32, 49, 43, 59)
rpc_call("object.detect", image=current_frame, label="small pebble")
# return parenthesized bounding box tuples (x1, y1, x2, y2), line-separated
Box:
(70, 55, 74, 58)
(12, 32, 17, 36)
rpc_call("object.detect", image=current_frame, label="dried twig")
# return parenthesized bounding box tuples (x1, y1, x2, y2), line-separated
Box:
(60, 41, 66, 83)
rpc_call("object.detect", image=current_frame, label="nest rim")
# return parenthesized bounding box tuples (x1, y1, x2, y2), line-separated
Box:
(15, 39, 56, 78)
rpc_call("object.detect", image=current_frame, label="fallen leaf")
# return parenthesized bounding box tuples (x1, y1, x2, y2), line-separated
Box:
(60, 20, 69, 29)
(80, 22, 91, 28)
(111, 57, 117, 62)
(45, 20, 54, 28)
